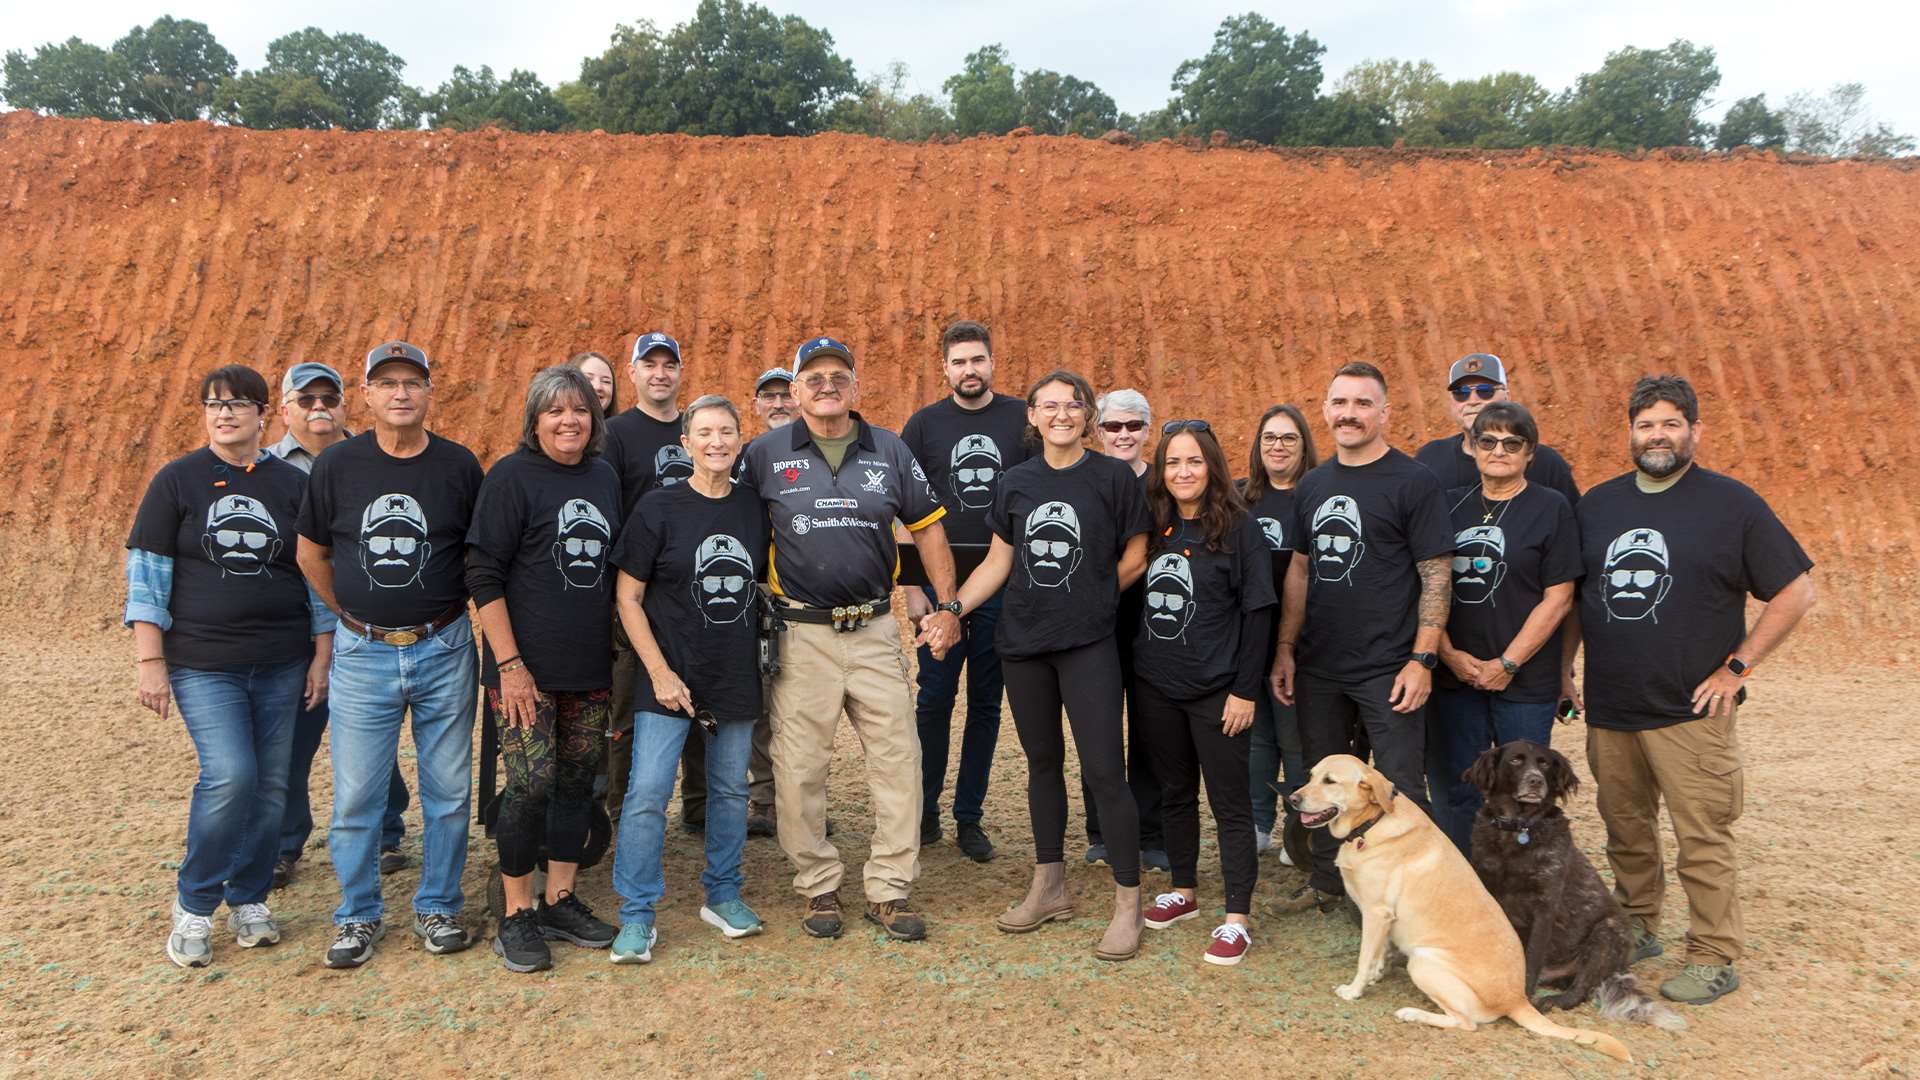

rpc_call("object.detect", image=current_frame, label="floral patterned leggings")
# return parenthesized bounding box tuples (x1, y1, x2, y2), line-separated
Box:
(490, 687, 610, 877)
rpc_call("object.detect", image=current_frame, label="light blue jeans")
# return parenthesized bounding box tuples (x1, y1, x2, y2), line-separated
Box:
(326, 615, 477, 925)
(613, 710, 753, 927)
(170, 659, 306, 916)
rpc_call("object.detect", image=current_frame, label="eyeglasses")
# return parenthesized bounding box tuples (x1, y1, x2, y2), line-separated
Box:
(1161, 419, 1211, 435)
(202, 398, 261, 414)
(1260, 432, 1302, 447)
(798, 372, 853, 392)
(1453, 555, 1495, 574)
(294, 393, 343, 409)
(1098, 419, 1146, 434)
(563, 538, 604, 558)
(365, 535, 420, 555)
(1450, 384, 1501, 402)
(1035, 400, 1087, 416)
(1608, 568, 1660, 589)
(1475, 435, 1529, 455)
(1028, 539, 1071, 559)
(756, 389, 794, 402)
(368, 378, 429, 393)
(1316, 534, 1354, 554)
(701, 575, 746, 593)
(1145, 591, 1187, 612)
(213, 529, 270, 550)
(956, 467, 996, 484)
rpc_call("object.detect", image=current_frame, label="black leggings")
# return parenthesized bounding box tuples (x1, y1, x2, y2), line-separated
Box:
(1002, 637, 1140, 887)
(491, 688, 610, 878)
(1136, 679, 1258, 914)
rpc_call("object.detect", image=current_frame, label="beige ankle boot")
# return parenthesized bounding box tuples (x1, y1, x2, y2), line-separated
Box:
(1094, 883, 1143, 961)
(995, 862, 1074, 933)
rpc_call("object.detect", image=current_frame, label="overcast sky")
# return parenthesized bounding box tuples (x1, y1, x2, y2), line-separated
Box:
(6, 1, 1916, 134)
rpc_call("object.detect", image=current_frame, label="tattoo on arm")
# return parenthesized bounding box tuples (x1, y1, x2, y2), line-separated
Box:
(1417, 556, 1451, 630)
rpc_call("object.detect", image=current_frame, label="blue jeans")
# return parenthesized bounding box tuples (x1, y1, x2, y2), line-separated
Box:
(170, 659, 306, 916)
(1248, 688, 1308, 836)
(327, 616, 477, 925)
(279, 693, 410, 862)
(613, 710, 753, 927)
(915, 586, 1003, 825)
(1425, 687, 1557, 856)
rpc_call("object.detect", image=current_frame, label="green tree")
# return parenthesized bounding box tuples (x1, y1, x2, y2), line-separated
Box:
(944, 45, 1021, 136)
(1779, 83, 1914, 156)
(553, 80, 603, 129)
(113, 17, 235, 122)
(217, 27, 420, 130)
(1, 37, 128, 119)
(1297, 90, 1394, 146)
(424, 66, 571, 132)
(825, 61, 953, 140)
(1407, 72, 1551, 148)
(1017, 69, 1117, 137)
(1334, 58, 1441, 131)
(1714, 93, 1786, 150)
(1167, 14, 1326, 143)
(1543, 39, 1721, 150)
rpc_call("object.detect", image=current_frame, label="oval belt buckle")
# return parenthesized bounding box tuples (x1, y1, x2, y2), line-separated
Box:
(384, 630, 419, 647)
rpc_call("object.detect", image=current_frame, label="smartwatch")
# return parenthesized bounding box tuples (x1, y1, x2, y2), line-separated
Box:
(1410, 651, 1438, 670)
(1725, 655, 1752, 678)
(936, 600, 963, 616)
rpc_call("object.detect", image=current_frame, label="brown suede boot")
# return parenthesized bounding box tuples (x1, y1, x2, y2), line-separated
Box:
(995, 862, 1074, 933)
(1093, 884, 1143, 961)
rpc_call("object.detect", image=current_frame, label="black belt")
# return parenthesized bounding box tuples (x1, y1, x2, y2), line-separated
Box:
(339, 605, 464, 646)
(778, 597, 890, 630)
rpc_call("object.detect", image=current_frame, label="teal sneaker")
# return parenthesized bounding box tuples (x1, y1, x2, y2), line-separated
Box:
(700, 899, 765, 939)
(609, 921, 655, 965)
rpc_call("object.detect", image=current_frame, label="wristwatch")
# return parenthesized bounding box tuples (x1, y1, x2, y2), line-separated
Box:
(935, 600, 963, 616)
(1725, 655, 1752, 678)
(1410, 652, 1438, 670)
(1499, 656, 1520, 675)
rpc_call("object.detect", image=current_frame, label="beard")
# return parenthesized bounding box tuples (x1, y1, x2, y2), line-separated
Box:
(953, 377, 989, 401)
(1633, 435, 1694, 478)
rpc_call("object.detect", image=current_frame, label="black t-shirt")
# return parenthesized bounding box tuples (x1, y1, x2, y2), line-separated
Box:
(296, 431, 484, 628)
(1437, 482, 1582, 703)
(465, 450, 623, 690)
(1290, 447, 1454, 682)
(1115, 467, 1150, 666)
(1416, 435, 1581, 508)
(1247, 482, 1297, 660)
(901, 395, 1032, 547)
(127, 449, 313, 669)
(1576, 467, 1812, 731)
(1133, 514, 1276, 700)
(988, 450, 1149, 661)
(604, 407, 693, 519)
(610, 483, 769, 723)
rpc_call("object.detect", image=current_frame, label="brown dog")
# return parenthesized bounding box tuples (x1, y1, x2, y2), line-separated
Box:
(1292, 754, 1631, 1063)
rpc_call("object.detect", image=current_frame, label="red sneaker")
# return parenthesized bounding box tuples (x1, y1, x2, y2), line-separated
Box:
(1143, 892, 1200, 929)
(1204, 922, 1251, 966)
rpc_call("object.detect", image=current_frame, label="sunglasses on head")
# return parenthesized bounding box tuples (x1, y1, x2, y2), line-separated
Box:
(1099, 419, 1146, 433)
(1450, 384, 1502, 402)
(1161, 419, 1211, 436)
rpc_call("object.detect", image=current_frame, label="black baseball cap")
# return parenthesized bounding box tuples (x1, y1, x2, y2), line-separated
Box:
(365, 341, 430, 380)
(631, 331, 681, 364)
(1447, 353, 1506, 389)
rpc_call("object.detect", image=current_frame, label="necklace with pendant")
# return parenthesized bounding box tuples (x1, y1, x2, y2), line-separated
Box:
(1478, 485, 1517, 527)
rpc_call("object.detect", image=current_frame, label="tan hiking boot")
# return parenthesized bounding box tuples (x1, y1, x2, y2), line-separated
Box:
(1094, 884, 1144, 961)
(996, 862, 1074, 933)
(864, 898, 927, 942)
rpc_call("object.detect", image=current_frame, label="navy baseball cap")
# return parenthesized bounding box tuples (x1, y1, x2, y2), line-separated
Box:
(365, 341, 430, 380)
(282, 361, 344, 395)
(1447, 352, 1506, 388)
(631, 331, 681, 364)
(793, 336, 854, 372)
(755, 367, 793, 392)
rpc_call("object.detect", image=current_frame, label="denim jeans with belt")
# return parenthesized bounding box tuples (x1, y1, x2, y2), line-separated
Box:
(614, 710, 753, 928)
(326, 615, 477, 925)
(170, 658, 306, 916)
(1425, 686, 1556, 856)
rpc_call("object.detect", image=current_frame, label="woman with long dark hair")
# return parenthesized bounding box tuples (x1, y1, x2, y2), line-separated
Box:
(1134, 420, 1275, 966)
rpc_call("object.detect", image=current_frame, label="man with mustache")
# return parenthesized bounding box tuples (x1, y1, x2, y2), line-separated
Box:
(752, 367, 796, 431)
(1564, 374, 1815, 1007)
(900, 320, 1029, 863)
(267, 362, 411, 892)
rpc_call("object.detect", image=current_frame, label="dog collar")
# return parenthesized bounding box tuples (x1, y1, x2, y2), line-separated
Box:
(1341, 788, 1395, 850)
(1488, 812, 1560, 847)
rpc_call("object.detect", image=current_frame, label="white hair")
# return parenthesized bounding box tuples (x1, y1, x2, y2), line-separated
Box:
(1096, 388, 1152, 426)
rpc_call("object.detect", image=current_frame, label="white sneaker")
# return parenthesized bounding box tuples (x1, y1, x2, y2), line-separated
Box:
(1271, 822, 1294, 866)
(168, 898, 213, 968)
(1255, 831, 1273, 854)
(228, 902, 282, 947)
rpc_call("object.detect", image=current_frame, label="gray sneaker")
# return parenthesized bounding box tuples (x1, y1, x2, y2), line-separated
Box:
(412, 912, 473, 955)
(324, 920, 384, 969)
(227, 902, 281, 948)
(1630, 918, 1665, 964)
(167, 898, 213, 968)
(1660, 963, 1740, 1005)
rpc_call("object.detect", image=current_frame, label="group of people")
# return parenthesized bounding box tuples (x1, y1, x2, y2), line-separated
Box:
(127, 324, 1813, 1005)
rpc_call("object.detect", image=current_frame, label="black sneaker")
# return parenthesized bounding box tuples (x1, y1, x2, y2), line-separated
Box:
(1084, 842, 1109, 866)
(920, 817, 941, 846)
(955, 822, 995, 863)
(494, 909, 553, 973)
(802, 891, 843, 939)
(679, 813, 706, 835)
(412, 912, 473, 955)
(379, 849, 408, 876)
(746, 803, 776, 837)
(270, 857, 295, 891)
(537, 891, 616, 948)
(324, 920, 384, 969)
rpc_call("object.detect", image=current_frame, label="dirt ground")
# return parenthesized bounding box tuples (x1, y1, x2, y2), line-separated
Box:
(2, 628, 1912, 1078)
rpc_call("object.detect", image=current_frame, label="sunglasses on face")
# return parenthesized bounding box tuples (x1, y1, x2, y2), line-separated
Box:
(1161, 419, 1211, 435)
(366, 536, 419, 556)
(295, 393, 343, 409)
(1099, 420, 1146, 434)
(955, 467, 996, 484)
(1453, 555, 1494, 574)
(1608, 568, 1661, 589)
(798, 372, 852, 392)
(1145, 591, 1187, 612)
(701, 575, 747, 593)
(1028, 539, 1071, 559)
(213, 530, 270, 550)
(1475, 435, 1529, 454)
(1451, 384, 1501, 402)
(563, 538, 604, 558)
(1316, 534, 1354, 554)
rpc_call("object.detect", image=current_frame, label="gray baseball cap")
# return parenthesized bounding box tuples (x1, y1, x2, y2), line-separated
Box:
(365, 341, 430, 380)
(1447, 353, 1506, 388)
(282, 362, 344, 395)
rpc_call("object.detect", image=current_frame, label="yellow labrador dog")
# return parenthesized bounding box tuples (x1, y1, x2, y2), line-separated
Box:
(1293, 755, 1631, 1063)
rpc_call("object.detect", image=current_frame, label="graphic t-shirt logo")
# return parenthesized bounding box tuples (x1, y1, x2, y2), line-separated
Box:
(202, 494, 281, 577)
(861, 468, 888, 494)
(552, 498, 612, 589)
(949, 434, 1003, 510)
(1144, 552, 1196, 641)
(691, 533, 754, 625)
(1257, 516, 1285, 551)
(1602, 528, 1673, 623)
(1310, 495, 1365, 584)
(1022, 501, 1084, 589)
(1452, 525, 1508, 606)
(654, 444, 694, 487)
(359, 493, 430, 589)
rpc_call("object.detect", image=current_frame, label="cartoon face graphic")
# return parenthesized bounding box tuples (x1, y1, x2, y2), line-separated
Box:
(949, 434, 1003, 510)
(691, 533, 754, 625)
(1309, 495, 1365, 584)
(1257, 516, 1285, 551)
(654, 444, 694, 487)
(551, 498, 612, 589)
(1602, 528, 1673, 623)
(201, 494, 281, 577)
(1451, 525, 1508, 606)
(1022, 500, 1084, 589)
(359, 493, 430, 589)
(1144, 553, 1196, 641)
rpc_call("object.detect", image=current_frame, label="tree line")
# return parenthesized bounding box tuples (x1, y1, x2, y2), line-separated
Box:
(3, 4, 1911, 156)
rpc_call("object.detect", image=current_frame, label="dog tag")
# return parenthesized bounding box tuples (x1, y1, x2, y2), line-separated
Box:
(1517, 830, 1531, 846)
